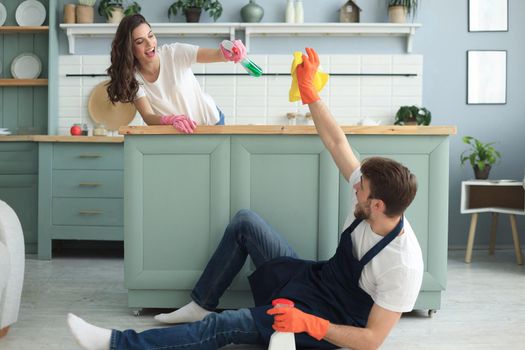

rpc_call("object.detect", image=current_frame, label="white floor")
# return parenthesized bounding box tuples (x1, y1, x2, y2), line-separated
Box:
(1, 248, 525, 349)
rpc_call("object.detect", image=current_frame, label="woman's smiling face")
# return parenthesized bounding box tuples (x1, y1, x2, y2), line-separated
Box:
(131, 23, 157, 63)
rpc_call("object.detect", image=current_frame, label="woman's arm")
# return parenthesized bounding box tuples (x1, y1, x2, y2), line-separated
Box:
(133, 96, 162, 125)
(196, 48, 227, 63)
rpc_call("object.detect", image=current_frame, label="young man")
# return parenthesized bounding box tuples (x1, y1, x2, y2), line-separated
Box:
(68, 48, 423, 350)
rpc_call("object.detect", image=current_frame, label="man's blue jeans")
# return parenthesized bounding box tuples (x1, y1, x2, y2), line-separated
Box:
(110, 209, 298, 350)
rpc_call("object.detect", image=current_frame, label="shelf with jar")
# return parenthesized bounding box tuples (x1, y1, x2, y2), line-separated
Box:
(59, 22, 421, 54)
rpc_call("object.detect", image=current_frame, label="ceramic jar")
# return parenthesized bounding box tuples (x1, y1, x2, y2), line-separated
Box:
(240, 0, 264, 23)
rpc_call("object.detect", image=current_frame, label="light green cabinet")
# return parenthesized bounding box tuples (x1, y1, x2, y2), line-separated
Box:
(124, 135, 231, 308)
(38, 142, 124, 259)
(0, 142, 38, 253)
(124, 133, 450, 312)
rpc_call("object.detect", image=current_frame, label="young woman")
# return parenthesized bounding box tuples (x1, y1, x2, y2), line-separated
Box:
(106, 14, 246, 133)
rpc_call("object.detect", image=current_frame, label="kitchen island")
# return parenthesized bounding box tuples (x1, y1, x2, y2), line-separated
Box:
(120, 125, 456, 315)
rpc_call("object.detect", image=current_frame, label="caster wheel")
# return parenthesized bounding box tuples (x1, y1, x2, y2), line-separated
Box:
(428, 309, 436, 318)
(132, 309, 142, 316)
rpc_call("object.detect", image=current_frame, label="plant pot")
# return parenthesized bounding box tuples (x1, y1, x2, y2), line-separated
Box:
(185, 7, 202, 23)
(474, 164, 491, 180)
(76, 5, 94, 24)
(63, 4, 76, 24)
(405, 120, 418, 125)
(388, 5, 407, 23)
(107, 7, 125, 23)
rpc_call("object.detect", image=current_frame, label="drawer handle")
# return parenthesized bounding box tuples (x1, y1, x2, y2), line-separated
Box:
(78, 153, 101, 158)
(79, 210, 103, 216)
(78, 182, 102, 187)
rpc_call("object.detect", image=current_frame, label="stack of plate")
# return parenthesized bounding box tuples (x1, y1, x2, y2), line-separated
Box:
(0, 128, 12, 136)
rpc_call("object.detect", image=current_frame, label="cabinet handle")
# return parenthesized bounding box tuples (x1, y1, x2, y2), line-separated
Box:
(78, 153, 101, 158)
(79, 210, 103, 216)
(78, 182, 102, 187)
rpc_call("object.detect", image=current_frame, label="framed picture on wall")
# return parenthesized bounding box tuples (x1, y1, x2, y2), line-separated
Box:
(468, 0, 508, 32)
(467, 50, 507, 105)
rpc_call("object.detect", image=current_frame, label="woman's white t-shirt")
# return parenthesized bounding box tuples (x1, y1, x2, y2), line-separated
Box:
(135, 43, 220, 125)
(342, 168, 424, 313)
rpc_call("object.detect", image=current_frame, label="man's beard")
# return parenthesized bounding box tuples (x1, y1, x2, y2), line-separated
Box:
(354, 200, 371, 220)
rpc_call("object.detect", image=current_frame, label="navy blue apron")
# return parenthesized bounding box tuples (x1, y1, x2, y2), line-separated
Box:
(248, 217, 404, 349)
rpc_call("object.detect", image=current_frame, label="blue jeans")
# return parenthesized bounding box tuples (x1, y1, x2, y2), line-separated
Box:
(110, 209, 298, 350)
(215, 108, 225, 125)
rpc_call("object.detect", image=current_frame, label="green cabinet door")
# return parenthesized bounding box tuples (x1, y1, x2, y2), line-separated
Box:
(0, 142, 38, 253)
(339, 135, 449, 310)
(124, 135, 231, 309)
(227, 135, 340, 307)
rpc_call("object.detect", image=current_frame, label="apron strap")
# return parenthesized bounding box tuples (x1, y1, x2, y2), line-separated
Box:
(360, 216, 404, 266)
(342, 218, 363, 237)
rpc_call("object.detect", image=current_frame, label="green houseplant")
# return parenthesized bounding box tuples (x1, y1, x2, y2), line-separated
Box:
(388, 0, 419, 23)
(98, 0, 141, 23)
(460, 136, 501, 179)
(168, 0, 223, 23)
(394, 105, 431, 125)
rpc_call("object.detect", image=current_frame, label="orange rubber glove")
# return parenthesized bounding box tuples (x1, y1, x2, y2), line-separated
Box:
(267, 304, 330, 341)
(296, 47, 321, 105)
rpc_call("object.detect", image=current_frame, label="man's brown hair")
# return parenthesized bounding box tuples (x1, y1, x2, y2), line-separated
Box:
(361, 157, 417, 217)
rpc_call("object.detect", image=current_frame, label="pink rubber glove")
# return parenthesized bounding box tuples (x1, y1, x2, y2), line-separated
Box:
(160, 115, 197, 134)
(220, 40, 247, 63)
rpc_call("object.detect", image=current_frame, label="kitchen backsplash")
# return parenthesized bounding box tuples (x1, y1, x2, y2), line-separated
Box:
(58, 54, 422, 135)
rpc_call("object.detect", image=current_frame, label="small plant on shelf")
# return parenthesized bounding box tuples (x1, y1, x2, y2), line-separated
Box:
(168, 0, 223, 23)
(394, 105, 431, 125)
(98, 0, 141, 23)
(460, 136, 501, 180)
(387, 0, 419, 23)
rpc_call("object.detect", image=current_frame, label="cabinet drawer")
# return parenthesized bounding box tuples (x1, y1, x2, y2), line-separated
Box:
(52, 198, 123, 226)
(52, 170, 123, 198)
(0, 142, 38, 174)
(52, 144, 123, 170)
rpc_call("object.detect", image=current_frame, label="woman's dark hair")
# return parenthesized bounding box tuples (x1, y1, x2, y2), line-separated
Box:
(106, 14, 150, 104)
(361, 157, 418, 217)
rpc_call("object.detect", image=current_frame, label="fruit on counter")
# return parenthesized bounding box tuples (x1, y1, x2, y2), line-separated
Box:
(70, 124, 82, 136)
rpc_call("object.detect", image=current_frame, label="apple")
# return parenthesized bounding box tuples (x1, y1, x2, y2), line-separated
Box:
(70, 124, 82, 136)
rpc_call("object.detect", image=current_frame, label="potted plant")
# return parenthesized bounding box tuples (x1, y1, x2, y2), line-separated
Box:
(168, 0, 223, 23)
(76, 0, 96, 24)
(388, 0, 419, 23)
(98, 0, 141, 23)
(460, 136, 501, 180)
(394, 105, 431, 125)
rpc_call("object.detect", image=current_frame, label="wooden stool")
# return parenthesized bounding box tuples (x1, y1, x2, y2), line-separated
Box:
(461, 180, 525, 265)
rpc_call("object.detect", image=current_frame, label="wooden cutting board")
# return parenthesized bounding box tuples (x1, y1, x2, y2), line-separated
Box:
(88, 80, 137, 131)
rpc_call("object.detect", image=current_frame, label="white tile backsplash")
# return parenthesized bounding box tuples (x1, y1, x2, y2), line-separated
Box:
(58, 54, 423, 134)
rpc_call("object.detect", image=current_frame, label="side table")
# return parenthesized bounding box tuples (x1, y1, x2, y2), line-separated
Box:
(460, 180, 524, 264)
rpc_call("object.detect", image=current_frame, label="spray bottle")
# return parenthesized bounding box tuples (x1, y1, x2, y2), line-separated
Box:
(220, 40, 263, 77)
(268, 298, 296, 350)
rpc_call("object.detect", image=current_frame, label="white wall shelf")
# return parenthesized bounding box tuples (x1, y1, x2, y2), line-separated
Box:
(60, 22, 421, 54)
(242, 23, 421, 53)
(60, 23, 236, 54)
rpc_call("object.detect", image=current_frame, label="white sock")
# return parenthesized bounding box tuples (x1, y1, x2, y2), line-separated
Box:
(67, 313, 111, 350)
(154, 301, 212, 324)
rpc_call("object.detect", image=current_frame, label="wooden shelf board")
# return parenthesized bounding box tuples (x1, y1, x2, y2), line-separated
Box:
(0, 79, 49, 86)
(0, 26, 49, 33)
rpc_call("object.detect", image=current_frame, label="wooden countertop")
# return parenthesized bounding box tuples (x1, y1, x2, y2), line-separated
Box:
(119, 125, 457, 135)
(0, 135, 124, 143)
(0, 125, 457, 143)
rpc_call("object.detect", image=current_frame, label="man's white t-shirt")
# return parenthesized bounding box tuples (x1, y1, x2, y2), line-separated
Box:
(342, 168, 424, 313)
(135, 43, 220, 125)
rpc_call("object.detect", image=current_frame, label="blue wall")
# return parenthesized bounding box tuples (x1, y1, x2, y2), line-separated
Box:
(57, 0, 525, 247)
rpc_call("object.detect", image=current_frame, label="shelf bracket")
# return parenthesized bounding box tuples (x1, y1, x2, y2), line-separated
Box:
(66, 28, 76, 54)
(407, 27, 416, 53)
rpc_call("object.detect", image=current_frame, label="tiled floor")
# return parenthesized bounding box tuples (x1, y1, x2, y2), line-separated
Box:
(1, 248, 524, 349)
